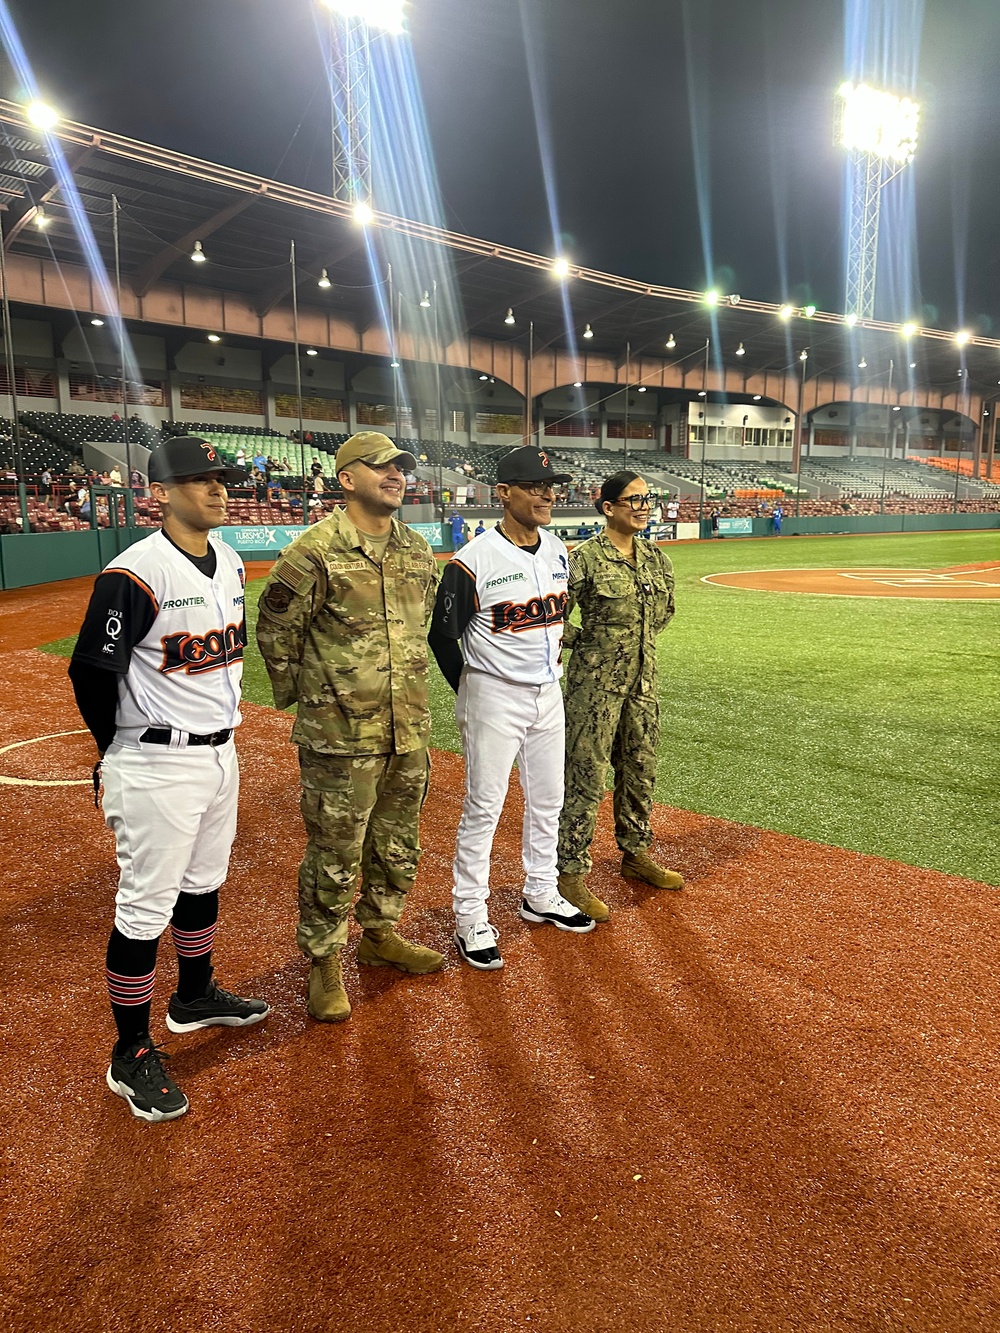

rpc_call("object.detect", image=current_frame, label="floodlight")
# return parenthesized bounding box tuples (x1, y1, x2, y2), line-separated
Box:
(955, 330, 970, 346)
(191, 241, 207, 263)
(573, 381, 583, 388)
(306, 348, 318, 357)
(909, 362, 917, 369)
(901, 321, 918, 338)
(752, 394, 762, 401)
(803, 304, 817, 318)
(26, 101, 58, 131)
(504, 308, 515, 325)
(419, 290, 431, 307)
(704, 289, 720, 306)
(892, 405, 901, 411)
(844, 312, 858, 327)
(858, 356, 867, 369)
(90, 317, 105, 327)
(583, 323, 594, 339)
(736, 342, 745, 356)
(479, 374, 489, 381)
(207, 334, 221, 343)
(390, 360, 401, 369)
(35, 207, 49, 229)
(799, 349, 809, 362)
(779, 304, 793, 321)
(728, 294, 741, 306)
(318, 269, 332, 289)
(697, 390, 707, 398)
(665, 335, 676, 350)
(552, 257, 570, 279)
(320, 0, 406, 35)
(637, 386, 647, 393)
(352, 201, 374, 225)
(837, 82, 919, 163)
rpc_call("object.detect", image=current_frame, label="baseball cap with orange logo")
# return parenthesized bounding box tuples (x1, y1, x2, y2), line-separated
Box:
(148, 436, 248, 485)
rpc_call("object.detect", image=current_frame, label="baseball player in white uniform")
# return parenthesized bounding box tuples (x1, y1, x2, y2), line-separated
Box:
(429, 446, 595, 969)
(69, 436, 268, 1122)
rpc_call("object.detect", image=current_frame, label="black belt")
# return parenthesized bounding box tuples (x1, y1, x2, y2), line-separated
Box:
(139, 728, 233, 747)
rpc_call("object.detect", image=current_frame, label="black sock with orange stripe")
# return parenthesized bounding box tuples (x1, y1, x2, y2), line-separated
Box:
(106, 927, 159, 1052)
(171, 890, 219, 1001)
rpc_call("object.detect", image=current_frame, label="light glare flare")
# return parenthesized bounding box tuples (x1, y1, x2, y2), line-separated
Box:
(955, 330, 970, 346)
(352, 201, 375, 225)
(779, 304, 793, 321)
(26, 99, 58, 130)
(844, 312, 859, 327)
(321, 0, 405, 34)
(552, 257, 570, 279)
(837, 82, 920, 164)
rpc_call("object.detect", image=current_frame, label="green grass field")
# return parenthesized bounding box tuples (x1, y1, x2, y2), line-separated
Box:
(43, 530, 999, 884)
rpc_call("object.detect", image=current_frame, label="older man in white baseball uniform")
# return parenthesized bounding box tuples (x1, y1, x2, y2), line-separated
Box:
(69, 436, 268, 1122)
(429, 446, 595, 969)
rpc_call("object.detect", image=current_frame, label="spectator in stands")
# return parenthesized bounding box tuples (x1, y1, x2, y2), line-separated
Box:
(130, 468, 143, 493)
(252, 468, 267, 502)
(109, 465, 123, 487)
(711, 508, 720, 538)
(280, 457, 291, 472)
(253, 450, 268, 473)
(68, 459, 86, 479)
(236, 447, 246, 468)
(310, 460, 324, 478)
(666, 498, 679, 521)
(79, 490, 92, 521)
(38, 467, 54, 507)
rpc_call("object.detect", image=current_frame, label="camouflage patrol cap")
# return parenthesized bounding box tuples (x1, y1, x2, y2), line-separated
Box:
(335, 432, 417, 477)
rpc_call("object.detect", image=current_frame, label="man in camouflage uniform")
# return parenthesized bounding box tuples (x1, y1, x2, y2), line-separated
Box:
(557, 497, 683, 922)
(256, 431, 443, 1022)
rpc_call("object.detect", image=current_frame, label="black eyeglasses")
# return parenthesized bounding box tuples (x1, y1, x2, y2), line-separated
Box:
(612, 493, 654, 511)
(506, 480, 555, 496)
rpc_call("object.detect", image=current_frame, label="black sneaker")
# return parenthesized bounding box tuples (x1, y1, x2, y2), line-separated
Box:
(106, 1037, 189, 1122)
(454, 920, 504, 971)
(166, 975, 270, 1033)
(519, 892, 596, 933)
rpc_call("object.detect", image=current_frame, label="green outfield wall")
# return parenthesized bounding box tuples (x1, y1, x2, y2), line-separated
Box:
(700, 512, 1000, 539)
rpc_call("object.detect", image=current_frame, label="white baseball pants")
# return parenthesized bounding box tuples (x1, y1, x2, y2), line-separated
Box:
(101, 738, 239, 940)
(452, 670, 565, 928)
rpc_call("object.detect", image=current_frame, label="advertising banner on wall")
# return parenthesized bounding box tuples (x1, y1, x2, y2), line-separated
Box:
(718, 517, 753, 536)
(213, 525, 307, 554)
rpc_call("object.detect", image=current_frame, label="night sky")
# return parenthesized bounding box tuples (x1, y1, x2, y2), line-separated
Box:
(4, 0, 999, 331)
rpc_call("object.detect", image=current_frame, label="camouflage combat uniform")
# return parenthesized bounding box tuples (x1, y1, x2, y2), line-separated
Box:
(557, 531, 675, 876)
(255, 507, 437, 959)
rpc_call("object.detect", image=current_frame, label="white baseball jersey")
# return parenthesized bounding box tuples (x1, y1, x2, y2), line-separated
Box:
(72, 530, 245, 739)
(434, 527, 569, 685)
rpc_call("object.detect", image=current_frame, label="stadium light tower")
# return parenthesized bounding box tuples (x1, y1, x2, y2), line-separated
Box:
(319, 0, 405, 213)
(837, 81, 919, 322)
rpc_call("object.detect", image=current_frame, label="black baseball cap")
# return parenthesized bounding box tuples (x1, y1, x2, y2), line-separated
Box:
(148, 436, 247, 485)
(495, 446, 571, 484)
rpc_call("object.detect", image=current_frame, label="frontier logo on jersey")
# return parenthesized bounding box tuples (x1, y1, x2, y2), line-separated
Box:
(159, 621, 246, 675)
(491, 592, 567, 634)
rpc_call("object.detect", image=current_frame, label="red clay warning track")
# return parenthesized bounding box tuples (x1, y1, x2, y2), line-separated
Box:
(1, 585, 999, 1332)
(703, 561, 1000, 598)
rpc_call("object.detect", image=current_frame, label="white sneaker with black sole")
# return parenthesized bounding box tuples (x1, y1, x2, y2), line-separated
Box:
(454, 920, 504, 970)
(519, 892, 596, 933)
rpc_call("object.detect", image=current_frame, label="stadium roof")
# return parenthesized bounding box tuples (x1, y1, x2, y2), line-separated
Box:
(1, 98, 998, 409)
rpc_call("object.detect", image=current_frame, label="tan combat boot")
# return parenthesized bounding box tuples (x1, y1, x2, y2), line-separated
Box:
(357, 928, 445, 975)
(557, 872, 610, 923)
(621, 850, 685, 891)
(308, 954, 352, 1023)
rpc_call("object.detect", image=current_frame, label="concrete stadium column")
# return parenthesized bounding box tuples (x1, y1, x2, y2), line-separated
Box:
(166, 370, 180, 423)
(55, 359, 71, 414)
(264, 381, 277, 433)
(987, 412, 997, 480)
(848, 407, 858, 457)
(806, 419, 815, 458)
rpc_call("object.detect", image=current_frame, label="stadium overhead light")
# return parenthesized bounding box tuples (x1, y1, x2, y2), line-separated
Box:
(583, 323, 594, 339)
(35, 207, 49, 229)
(318, 269, 332, 289)
(955, 330, 970, 346)
(844, 312, 859, 327)
(552, 257, 570, 279)
(858, 356, 868, 369)
(728, 293, 741, 306)
(637, 386, 647, 393)
(479, 374, 489, 381)
(90, 316, 105, 327)
(892, 405, 901, 411)
(419, 290, 431, 307)
(704, 289, 720, 306)
(752, 394, 762, 401)
(735, 342, 745, 356)
(320, 0, 406, 34)
(306, 348, 318, 356)
(390, 360, 400, 368)
(573, 381, 583, 388)
(909, 362, 917, 369)
(665, 335, 676, 350)
(26, 101, 59, 131)
(697, 390, 707, 398)
(207, 334, 221, 343)
(799, 349, 809, 362)
(803, 304, 817, 318)
(504, 308, 515, 325)
(352, 201, 374, 225)
(779, 304, 793, 321)
(901, 321, 918, 338)
(837, 81, 920, 163)
(190, 241, 207, 263)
